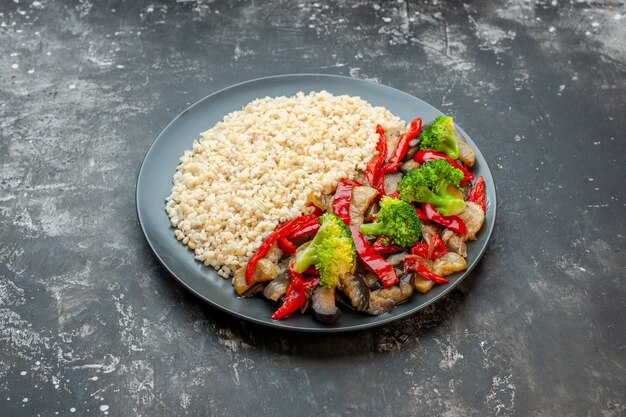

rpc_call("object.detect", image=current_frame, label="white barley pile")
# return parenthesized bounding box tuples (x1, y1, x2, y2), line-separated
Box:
(166, 91, 405, 277)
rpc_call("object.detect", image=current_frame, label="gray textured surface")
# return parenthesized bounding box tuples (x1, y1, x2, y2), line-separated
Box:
(1, 0, 624, 416)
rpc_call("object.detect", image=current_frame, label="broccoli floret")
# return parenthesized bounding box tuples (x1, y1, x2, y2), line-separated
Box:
(398, 159, 466, 216)
(293, 212, 356, 288)
(359, 196, 422, 247)
(419, 116, 460, 159)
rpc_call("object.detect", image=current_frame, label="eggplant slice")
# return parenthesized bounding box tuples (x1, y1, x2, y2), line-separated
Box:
(340, 272, 370, 311)
(311, 287, 341, 324)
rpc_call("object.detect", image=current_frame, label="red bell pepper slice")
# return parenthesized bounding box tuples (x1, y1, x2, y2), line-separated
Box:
(285, 218, 320, 241)
(410, 237, 445, 260)
(302, 276, 320, 292)
(271, 265, 307, 320)
(467, 176, 486, 212)
(414, 206, 428, 222)
(428, 233, 448, 259)
(246, 213, 318, 284)
(332, 178, 362, 225)
(410, 242, 429, 259)
(422, 203, 466, 235)
(350, 225, 398, 287)
(302, 266, 320, 276)
(414, 150, 474, 185)
(365, 125, 387, 193)
(404, 257, 449, 284)
(371, 236, 403, 256)
(385, 117, 422, 169)
(277, 237, 296, 256)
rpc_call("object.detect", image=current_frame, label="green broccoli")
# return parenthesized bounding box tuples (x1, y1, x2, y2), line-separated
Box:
(293, 212, 356, 288)
(398, 159, 466, 216)
(359, 196, 422, 247)
(419, 116, 460, 159)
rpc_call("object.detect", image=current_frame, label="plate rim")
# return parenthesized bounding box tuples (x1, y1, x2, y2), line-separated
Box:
(135, 73, 497, 333)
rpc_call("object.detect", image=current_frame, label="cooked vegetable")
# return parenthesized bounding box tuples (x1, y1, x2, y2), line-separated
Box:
(456, 201, 485, 241)
(398, 159, 466, 216)
(413, 275, 435, 293)
(365, 124, 387, 194)
(365, 293, 395, 315)
(414, 150, 474, 185)
(418, 116, 460, 159)
(293, 212, 356, 289)
(332, 178, 362, 225)
(441, 229, 467, 257)
(271, 266, 307, 320)
(263, 273, 290, 301)
(467, 176, 486, 212)
(420, 203, 467, 235)
(348, 186, 378, 227)
(233, 259, 280, 296)
(383, 117, 422, 173)
(339, 272, 369, 311)
(359, 196, 422, 248)
(350, 225, 398, 287)
(371, 281, 414, 304)
(457, 140, 475, 167)
(432, 252, 467, 276)
(311, 286, 341, 323)
(404, 257, 449, 284)
(246, 213, 318, 284)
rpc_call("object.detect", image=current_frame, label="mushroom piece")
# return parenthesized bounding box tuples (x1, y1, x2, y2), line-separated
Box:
(262, 272, 290, 301)
(349, 186, 378, 227)
(340, 272, 370, 311)
(399, 159, 420, 173)
(365, 294, 395, 316)
(311, 287, 341, 324)
(457, 139, 475, 167)
(383, 172, 403, 195)
(233, 259, 280, 297)
(362, 270, 383, 290)
(432, 252, 467, 276)
(457, 202, 485, 241)
(384, 129, 403, 160)
(371, 281, 414, 305)
(413, 274, 435, 293)
(441, 228, 467, 257)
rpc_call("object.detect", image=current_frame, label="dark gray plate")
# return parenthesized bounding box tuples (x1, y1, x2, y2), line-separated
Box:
(136, 74, 496, 333)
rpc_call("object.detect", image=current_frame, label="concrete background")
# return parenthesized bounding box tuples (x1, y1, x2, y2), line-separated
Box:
(1, 0, 624, 416)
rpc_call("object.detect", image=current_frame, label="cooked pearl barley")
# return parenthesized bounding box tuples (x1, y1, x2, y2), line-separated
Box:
(165, 91, 405, 278)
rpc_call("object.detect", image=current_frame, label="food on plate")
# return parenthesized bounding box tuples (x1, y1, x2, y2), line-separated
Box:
(166, 92, 487, 323)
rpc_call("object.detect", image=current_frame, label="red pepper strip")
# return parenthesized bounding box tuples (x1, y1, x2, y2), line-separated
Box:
(350, 225, 398, 287)
(302, 276, 320, 291)
(414, 206, 428, 222)
(371, 236, 404, 256)
(467, 176, 486, 212)
(271, 265, 307, 320)
(365, 125, 387, 189)
(404, 257, 449, 284)
(285, 218, 321, 241)
(386, 191, 400, 199)
(387, 117, 423, 168)
(302, 266, 320, 276)
(277, 237, 296, 256)
(422, 203, 466, 235)
(428, 233, 448, 259)
(246, 213, 318, 284)
(410, 242, 429, 259)
(332, 178, 362, 225)
(414, 150, 474, 185)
